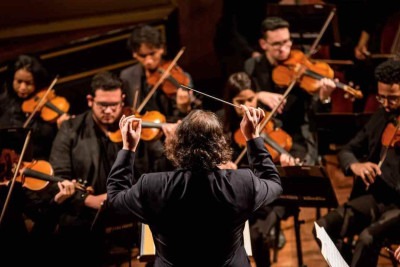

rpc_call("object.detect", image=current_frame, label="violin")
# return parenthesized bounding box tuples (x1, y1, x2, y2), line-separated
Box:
(22, 88, 70, 122)
(233, 112, 293, 163)
(0, 149, 86, 191)
(381, 117, 400, 147)
(108, 109, 167, 143)
(272, 50, 363, 99)
(146, 60, 191, 98)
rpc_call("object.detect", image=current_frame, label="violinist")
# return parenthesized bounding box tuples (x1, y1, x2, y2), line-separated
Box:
(120, 23, 201, 122)
(217, 71, 298, 267)
(244, 16, 337, 165)
(314, 59, 400, 267)
(48, 71, 130, 266)
(120, 24, 201, 175)
(0, 54, 61, 160)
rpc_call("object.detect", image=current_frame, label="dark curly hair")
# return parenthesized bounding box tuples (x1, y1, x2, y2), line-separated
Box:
(375, 59, 400, 85)
(164, 109, 233, 170)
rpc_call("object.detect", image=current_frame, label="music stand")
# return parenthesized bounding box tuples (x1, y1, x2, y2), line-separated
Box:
(315, 112, 372, 156)
(274, 165, 338, 267)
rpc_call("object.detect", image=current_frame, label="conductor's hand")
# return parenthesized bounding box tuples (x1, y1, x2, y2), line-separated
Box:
(240, 105, 265, 141)
(119, 115, 142, 152)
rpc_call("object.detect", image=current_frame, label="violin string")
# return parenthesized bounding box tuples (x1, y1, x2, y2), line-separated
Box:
(179, 84, 241, 109)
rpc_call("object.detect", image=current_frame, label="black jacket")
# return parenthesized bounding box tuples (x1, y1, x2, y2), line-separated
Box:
(107, 137, 282, 267)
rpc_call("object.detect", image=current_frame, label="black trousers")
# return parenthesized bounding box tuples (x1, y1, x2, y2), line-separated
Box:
(314, 194, 400, 267)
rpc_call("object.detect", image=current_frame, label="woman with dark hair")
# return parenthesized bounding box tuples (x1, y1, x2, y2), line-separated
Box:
(218, 71, 298, 267)
(107, 106, 282, 267)
(0, 54, 60, 160)
(0, 55, 76, 265)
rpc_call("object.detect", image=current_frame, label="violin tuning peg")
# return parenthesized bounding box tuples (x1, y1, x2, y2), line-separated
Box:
(344, 93, 350, 99)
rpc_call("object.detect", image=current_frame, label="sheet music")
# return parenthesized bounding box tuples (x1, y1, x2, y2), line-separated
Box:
(314, 222, 349, 267)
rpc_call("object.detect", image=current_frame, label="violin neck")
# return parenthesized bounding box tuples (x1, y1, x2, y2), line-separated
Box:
(158, 69, 180, 88)
(23, 168, 86, 191)
(23, 168, 63, 183)
(45, 101, 65, 115)
(303, 69, 362, 98)
(260, 132, 291, 156)
(141, 121, 164, 129)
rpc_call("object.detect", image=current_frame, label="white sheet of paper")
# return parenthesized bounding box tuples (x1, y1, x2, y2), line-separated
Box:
(314, 221, 349, 267)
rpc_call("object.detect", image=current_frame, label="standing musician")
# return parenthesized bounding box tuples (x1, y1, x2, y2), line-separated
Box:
(106, 106, 282, 267)
(48, 71, 131, 266)
(120, 24, 202, 175)
(313, 59, 400, 267)
(244, 16, 336, 165)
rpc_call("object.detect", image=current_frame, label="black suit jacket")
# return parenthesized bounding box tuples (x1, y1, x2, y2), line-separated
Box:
(50, 110, 118, 228)
(107, 137, 282, 267)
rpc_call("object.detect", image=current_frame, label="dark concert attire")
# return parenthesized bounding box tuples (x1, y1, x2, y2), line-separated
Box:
(314, 107, 400, 267)
(49, 110, 135, 266)
(107, 137, 282, 267)
(120, 63, 201, 178)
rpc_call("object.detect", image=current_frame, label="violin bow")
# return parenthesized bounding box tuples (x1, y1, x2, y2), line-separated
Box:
(136, 47, 186, 114)
(1, 75, 59, 226)
(234, 8, 337, 165)
(0, 130, 32, 226)
(307, 8, 336, 57)
(23, 76, 59, 128)
(180, 84, 300, 165)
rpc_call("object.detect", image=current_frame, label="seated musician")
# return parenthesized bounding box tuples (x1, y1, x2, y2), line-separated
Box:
(48, 71, 132, 266)
(120, 24, 202, 175)
(217, 71, 303, 267)
(0, 54, 64, 160)
(244, 16, 336, 165)
(313, 59, 400, 267)
(0, 54, 75, 266)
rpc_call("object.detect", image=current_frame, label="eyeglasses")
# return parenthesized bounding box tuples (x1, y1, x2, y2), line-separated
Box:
(267, 39, 292, 50)
(93, 101, 122, 111)
(376, 95, 400, 105)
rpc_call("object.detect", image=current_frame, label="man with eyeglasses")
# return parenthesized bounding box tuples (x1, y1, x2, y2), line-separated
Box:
(314, 59, 400, 267)
(48, 71, 134, 266)
(243, 16, 337, 267)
